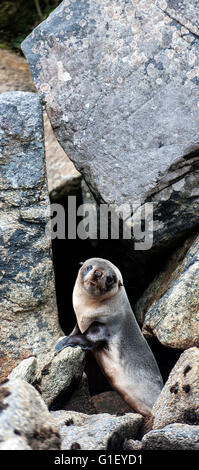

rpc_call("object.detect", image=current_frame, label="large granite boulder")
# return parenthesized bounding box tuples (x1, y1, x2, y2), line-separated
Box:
(22, 0, 199, 248)
(7, 346, 87, 410)
(152, 347, 199, 429)
(51, 409, 143, 450)
(124, 423, 199, 450)
(0, 379, 60, 450)
(135, 234, 199, 348)
(142, 423, 199, 450)
(38, 345, 86, 408)
(0, 91, 63, 380)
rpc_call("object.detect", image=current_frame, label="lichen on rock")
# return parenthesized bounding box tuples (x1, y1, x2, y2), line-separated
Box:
(22, 0, 199, 249)
(0, 378, 61, 450)
(152, 347, 199, 429)
(0, 91, 63, 380)
(51, 409, 143, 450)
(135, 234, 199, 349)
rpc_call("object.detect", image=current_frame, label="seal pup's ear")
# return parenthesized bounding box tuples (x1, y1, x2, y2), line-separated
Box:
(118, 280, 123, 287)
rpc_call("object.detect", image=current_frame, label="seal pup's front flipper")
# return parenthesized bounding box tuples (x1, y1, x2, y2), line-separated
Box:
(55, 334, 94, 351)
(55, 323, 91, 351)
(55, 336, 71, 352)
(55, 323, 78, 351)
(55, 322, 105, 352)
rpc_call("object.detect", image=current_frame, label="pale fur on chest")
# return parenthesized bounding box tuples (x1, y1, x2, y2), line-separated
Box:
(73, 284, 113, 333)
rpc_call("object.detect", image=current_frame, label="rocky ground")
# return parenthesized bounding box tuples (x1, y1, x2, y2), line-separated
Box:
(1, 346, 199, 450)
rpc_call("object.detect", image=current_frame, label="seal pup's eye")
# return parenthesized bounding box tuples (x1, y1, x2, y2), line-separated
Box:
(81, 264, 93, 279)
(106, 274, 116, 287)
(85, 265, 93, 273)
(81, 265, 93, 275)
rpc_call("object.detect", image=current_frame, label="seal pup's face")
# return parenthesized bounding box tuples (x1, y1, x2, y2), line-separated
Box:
(79, 258, 122, 299)
(73, 258, 124, 333)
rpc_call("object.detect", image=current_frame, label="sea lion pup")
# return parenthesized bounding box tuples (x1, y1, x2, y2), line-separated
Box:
(55, 258, 163, 417)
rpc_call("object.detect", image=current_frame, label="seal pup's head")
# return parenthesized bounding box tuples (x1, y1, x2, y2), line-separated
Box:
(79, 258, 123, 299)
(73, 258, 124, 333)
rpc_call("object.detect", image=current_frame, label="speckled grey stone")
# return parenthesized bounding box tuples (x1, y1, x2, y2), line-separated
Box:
(142, 423, 199, 450)
(22, 0, 199, 248)
(0, 92, 62, 380)
(0, 379, 60, 450)
(51, 409, 143, 450)
(8, 356, 37, 384)
(7, 347, 87, 410)
(135, 234, 199, 348)
(38, 345, 86, 407)
(152, 347, 199, 429)
(155, 0, 199, 37)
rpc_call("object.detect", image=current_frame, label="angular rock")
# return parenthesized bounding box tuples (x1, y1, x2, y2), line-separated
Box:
(152, 347, 199, 429)
(38, 345, 86, 408)
(44, 111, 81, 201)
(135, 234, 199, 348)
(22, 0, 199, 249)
(0, 92, 63, 380)
(8, 356, 37, 384)
(142, 423, 199, 450)
(7, 346, 88, 411)
(51, 410, 143, 450)
(0, 379, 60, 450)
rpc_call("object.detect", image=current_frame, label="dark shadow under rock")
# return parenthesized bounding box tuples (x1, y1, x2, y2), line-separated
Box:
(91, 391, 132, 415)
